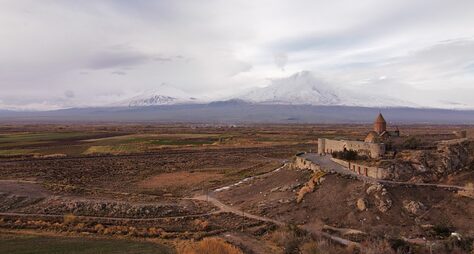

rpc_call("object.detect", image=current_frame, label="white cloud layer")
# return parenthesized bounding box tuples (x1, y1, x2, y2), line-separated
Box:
(1, 0, 474, 109)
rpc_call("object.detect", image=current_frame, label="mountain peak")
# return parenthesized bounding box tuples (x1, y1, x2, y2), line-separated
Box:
(113, 84, 202, 107)
(240, 71, 340, 105)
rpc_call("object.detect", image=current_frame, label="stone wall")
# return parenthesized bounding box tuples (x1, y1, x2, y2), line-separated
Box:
(317, 138, 385, 159)
(291, 155, 393, 180)
(291, 156, 321, 172)
(331, 158, 392, 180)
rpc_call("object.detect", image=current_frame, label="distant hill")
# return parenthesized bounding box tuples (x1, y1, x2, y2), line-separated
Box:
(1, 102, 474, 124)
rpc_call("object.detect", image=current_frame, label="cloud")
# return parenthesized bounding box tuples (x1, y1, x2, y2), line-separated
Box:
(110, 71, 127, 75)
(274, 53, 288, 71)
(153, 56, 173, 62)
(0, 1, 474, 109)
(85, 50, 152, 70)
(64, 90, 75, 98)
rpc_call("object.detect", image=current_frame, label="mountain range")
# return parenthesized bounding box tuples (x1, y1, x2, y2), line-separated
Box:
(1, 71, 474, 123)
(118, 71, 417, 108)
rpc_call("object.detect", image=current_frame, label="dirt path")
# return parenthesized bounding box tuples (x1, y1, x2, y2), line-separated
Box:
(192, 195, 283, 226)
(1, 163, 360, 248)
(190, 164, 361, 248)
(192, 194, 361, 247)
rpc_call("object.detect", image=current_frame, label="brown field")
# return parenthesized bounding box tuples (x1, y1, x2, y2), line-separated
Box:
(139, 171, 225, 189)
(0, 123, 473, 253)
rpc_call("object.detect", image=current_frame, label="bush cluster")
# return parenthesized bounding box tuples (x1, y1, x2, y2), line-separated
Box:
(332, 149, 359, 161)
(177, 238, 243, 254)
(402, 137, 422, 149)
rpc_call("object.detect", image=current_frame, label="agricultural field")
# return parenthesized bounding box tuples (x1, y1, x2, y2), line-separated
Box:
(0, 231, 173, 254)
(0, 123, 472, 253)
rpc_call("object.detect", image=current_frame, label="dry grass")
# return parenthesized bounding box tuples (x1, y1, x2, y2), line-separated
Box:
(193, 219, 210, 230)
(361, 239, 395, 254)
(62, 214, 77, 225)
(296, 172, 325, 203)
(301, 239, 354, 254)
(139, 171, 224, 189)
(269, 226, 309, 254)
(177, 238, 243, 254)
(458, 183, 474, 199)
(297, 186, 312, 204)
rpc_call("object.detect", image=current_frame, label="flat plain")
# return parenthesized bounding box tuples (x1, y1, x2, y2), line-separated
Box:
(0, 123, 472, 253)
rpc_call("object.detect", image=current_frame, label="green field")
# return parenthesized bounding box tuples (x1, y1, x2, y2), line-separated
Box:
(0, 233, 174, 254)
(0, 132, 91, 144)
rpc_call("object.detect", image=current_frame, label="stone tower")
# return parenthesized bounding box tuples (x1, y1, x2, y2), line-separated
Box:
(374, 113, 387, 134)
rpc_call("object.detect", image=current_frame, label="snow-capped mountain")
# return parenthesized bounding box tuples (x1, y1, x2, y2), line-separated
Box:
(238, 71, 416, 107)
(241, 71, 341, 105)
(115, 84, 205, 107)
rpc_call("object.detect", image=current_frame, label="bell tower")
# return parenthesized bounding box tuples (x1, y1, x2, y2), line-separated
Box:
(374, 113, 387, 134)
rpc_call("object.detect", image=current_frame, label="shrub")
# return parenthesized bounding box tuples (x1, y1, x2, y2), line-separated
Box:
(402, 137, 422, 149)
(177, 238, 243, 254)
(94, 223, 105, 233)
(193, 219, 210, 230)
(297, 186, 312, 204)
(301, 241, 319, 254)
(301, 239, 352, 254)
(332, 150, 358, 161)
(73, 222, 85, 231)
(63, 213, 77, 225)
(361, 239, 395, 254)
(269, 225, 308, 254)
(433, 224, 451, 238)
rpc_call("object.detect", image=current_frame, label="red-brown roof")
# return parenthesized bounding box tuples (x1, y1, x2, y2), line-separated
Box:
(375, 113, 386, 123)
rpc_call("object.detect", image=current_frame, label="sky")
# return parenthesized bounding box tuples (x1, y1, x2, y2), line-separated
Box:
(1, 0, 474, 110)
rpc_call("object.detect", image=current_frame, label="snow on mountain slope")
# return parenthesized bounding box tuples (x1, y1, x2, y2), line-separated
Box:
(241, 71, 341, 105)
(115, 84, 204, 107)
(239, 71, 416, 107)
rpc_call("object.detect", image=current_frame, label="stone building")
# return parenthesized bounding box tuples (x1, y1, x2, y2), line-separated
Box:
(317, 113, 398, 159)
(317, 138, 385, 158)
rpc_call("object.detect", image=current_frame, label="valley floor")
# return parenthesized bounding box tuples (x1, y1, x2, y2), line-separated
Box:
(0, 123, 472, 253)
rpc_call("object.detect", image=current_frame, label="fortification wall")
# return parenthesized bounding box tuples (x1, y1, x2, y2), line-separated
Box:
(291, 156, 321, 172)
(291, 155, 393, 180)
(331, 158, 392, 180)
(318, 138, 385, 158)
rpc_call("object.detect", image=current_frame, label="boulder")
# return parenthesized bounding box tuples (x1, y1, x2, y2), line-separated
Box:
(375, 194, 392, 213)
(403, 200, 426, 216)
(356, 198, 367, 211)
(366, 184, 382, 195)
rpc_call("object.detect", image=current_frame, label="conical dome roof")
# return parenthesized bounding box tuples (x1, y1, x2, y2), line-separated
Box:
(375, 113, 386, 123)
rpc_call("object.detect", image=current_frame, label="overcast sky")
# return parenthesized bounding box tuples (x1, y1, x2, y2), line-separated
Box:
(1, 0, 474, 110)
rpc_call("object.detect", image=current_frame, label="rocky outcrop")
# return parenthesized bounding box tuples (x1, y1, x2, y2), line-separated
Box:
(400, 139, 473, 181)
(403, 200, 427, 216)
(365, 184, 392, 213)
(296, 171, 326, 203)
(428, 139, 471, 173)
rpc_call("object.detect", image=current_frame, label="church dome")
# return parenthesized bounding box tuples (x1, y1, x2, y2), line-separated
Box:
(365, 131, 381, 143)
